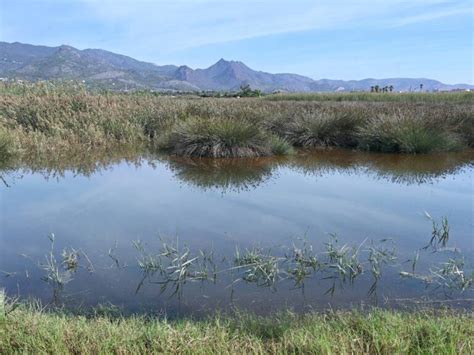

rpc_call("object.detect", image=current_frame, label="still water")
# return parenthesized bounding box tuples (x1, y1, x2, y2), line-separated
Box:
(1, 149, 473, 316)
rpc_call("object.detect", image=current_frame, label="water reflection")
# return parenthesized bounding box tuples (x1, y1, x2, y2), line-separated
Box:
(3, 148, 147, 180)
(289, 149, 474, 185)
(2, 149, 472, 192)
(1, 148, 473, 314)
(163, 156, 277, 192)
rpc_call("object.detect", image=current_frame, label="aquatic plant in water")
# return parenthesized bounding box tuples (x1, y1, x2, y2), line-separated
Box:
(133, 238, 216, 299)
(23, 234, 94, 304)
(12, 216, 473, 307)
(233, 247, 283, 289)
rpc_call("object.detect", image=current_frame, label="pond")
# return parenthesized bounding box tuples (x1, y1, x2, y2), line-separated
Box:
(1, 149, 473, 316)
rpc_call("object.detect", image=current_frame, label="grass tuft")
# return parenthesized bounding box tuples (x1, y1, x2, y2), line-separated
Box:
(269, 135, 294, 155)
(158, 117, 271, 158)
(280, 110, 363, 148)
(358, 114, 462, 153)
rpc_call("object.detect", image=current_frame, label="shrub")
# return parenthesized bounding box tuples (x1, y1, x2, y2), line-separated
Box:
(157, 117, 271, 158)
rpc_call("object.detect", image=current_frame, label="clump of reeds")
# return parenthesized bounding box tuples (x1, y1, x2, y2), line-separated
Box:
(23, 234, 94, 304)
(285, 238, 319, 289)
(133, 238, 216, 298)
(233, 247, 282, 289)
(357, 114, 462, 153)
(280, 110, 364, 148)
(157, 117, 272, 158)
(322, 236, 364, 295)
(0, 128, 16, 164)
(269, 135, 294, 155)
(424, 213, 450, 250)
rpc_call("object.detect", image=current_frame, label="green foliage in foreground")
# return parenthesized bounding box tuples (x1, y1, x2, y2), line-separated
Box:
(0, 305, 472, 354)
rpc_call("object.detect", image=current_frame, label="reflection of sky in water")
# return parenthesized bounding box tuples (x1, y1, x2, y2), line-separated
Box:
(0, 151, 473, 314)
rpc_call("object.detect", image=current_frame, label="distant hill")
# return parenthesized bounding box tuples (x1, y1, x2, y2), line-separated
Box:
(1, 42, 472, 92)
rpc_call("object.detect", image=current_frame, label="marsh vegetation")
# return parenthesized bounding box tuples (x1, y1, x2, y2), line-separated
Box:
(1, 83, 473, 353)
(0, 82, 473, 160)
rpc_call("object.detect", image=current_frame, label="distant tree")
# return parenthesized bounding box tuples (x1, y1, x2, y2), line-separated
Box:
(370, 86, 375, 92)
(239, 84, 252, 96)
(420, 83, 424, 92)
(238, 84, 261, 97)
(389, 85, 394, 92)
(374, 85, 380, 93)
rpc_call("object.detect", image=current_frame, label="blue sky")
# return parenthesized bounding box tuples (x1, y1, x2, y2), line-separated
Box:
(0, 0, 472, 84)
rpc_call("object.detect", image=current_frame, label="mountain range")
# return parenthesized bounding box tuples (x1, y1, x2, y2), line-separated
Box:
(1, 41, 472, 92)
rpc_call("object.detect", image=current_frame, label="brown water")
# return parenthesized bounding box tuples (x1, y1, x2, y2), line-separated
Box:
(1, 149, 473, 316)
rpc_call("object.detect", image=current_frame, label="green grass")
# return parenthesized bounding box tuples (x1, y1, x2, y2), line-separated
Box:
(1, 82, 473, 158)
(0, 304, 472, 354)
(264, 91, 474, 104)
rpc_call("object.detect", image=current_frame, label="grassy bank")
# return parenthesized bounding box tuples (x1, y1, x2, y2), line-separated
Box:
(0, 304, 472, 354)
(1, 82, 473, 159)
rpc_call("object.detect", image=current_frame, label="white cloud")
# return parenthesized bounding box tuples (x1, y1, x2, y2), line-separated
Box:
(389, 4, 472, 27)
(80, 0, 472, 52)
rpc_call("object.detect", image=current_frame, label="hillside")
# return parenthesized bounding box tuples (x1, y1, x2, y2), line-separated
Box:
(0, 42, 471, 92)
